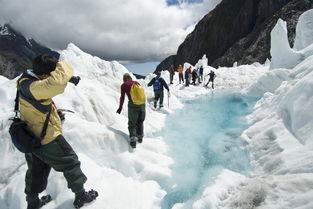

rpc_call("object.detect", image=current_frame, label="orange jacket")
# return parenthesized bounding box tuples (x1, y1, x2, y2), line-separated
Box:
(177, 67, 183, 74)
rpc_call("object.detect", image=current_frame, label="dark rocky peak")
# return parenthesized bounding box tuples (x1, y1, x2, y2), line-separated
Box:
(214, 0, 313, 67)
(0, 24, 59, 79)
(156, 0, 311, 72)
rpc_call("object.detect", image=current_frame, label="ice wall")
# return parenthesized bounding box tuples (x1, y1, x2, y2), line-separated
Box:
(270, 19, 303, 69)
(294, 9, 313, 51)
(225, 9, 313, 209)
(247, 9, 313, 97)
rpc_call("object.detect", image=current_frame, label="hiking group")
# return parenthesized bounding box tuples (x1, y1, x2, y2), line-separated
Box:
(9, 54, 215, 209)
(170, 64, 216, 88)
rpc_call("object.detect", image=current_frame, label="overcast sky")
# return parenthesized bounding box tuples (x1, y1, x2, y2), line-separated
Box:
(0, 0, 221, 66)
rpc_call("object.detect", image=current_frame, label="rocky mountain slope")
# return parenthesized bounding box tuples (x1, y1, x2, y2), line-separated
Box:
(156, 0, 313, 72)
(0, 24, 59, 79)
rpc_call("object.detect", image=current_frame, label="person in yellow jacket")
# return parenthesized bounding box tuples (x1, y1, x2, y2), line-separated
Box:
(19, 54, 97, 209)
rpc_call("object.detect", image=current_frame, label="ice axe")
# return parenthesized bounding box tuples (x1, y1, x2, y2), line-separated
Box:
(58, 109, 75, 113)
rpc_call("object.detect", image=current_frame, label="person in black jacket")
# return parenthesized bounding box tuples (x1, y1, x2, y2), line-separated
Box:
(148, 71, 170, 108)
(192, 69, 198, 85)
(205, 70, 216, 89)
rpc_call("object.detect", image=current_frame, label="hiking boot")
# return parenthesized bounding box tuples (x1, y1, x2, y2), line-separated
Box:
(138, 138, 143, 143)
(130, 136, 137, 148)
(159, 104, 164, 108)
(27, 195, 52, 209)
(130, 141, 136, 148)
(73, 189, 98, 209)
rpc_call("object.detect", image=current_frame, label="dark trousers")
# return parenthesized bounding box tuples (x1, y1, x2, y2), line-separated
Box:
(153, 90, 164, 107)
(185, 77, 190, 86)
(170, 74, 174, 84)
(179, 74, 184, 84)
(25, 135, 87, 199)
(205, 79, 214, 88)
(192, 77, 197, 85)
(128, 102, 146, 139)
(199, 74, 203, 82)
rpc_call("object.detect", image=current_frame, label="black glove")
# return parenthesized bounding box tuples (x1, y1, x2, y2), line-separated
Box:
(69, 76, 81, 86)
(57, 110, 65, 121)
(116, 108, 122, 114)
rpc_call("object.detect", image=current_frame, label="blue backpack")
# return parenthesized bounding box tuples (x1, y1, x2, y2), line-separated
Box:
(199, 67, 203, 74)
(153, 78, 162, 91)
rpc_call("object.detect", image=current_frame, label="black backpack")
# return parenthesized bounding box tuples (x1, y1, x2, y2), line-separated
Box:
(9, 88, 51, 153)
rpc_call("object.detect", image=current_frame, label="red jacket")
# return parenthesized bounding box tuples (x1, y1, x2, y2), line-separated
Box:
(118, 80, 140, 109)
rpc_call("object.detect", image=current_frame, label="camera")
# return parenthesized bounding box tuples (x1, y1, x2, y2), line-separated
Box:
(69, 76, 81, 86)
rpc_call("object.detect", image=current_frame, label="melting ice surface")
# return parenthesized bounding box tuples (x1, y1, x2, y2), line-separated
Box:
(160, 90, 258, 209)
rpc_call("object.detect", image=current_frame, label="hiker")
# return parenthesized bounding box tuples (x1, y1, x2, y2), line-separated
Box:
(185, 66, 192, 87)
(192, 69, 198, 85)
(18, 54, 98, 209)
(198, 66, 204, 83)
(168, 65, 175, 84)
(177, 64, 184, 84)
(148, 71, 170, 108)
(116, 73, 146, 148)
(205, 70, 216, 89)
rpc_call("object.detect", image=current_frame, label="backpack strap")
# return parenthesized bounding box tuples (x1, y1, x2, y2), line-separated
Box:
(18, 76, 50, 113)
(14, 90, 19, 118)
(14, 88, 52, 141)
(40, 109, 51, 140)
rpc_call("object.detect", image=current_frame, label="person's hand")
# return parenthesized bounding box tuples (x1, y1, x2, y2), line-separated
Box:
(168, 91, 171, 97)
(116, 108, 122, 114)
(69, 76, 81, 86)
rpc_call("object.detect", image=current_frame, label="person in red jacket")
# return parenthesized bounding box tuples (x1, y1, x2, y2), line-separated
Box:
(116, 73, 146, 148)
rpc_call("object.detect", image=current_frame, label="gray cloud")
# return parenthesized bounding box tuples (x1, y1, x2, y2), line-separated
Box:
(0, 0, 221, 63)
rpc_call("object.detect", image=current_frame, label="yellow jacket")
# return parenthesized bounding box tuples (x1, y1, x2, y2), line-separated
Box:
(18, 61, 74, 145)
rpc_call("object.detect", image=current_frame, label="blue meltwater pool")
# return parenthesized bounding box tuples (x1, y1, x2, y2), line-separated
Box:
(160, 90, 258, 209)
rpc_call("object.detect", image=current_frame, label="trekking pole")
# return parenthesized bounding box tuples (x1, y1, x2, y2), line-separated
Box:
(168, 91, 170, 108)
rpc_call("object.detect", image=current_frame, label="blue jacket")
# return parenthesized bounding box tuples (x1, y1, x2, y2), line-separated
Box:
(148, 76, 169, 91)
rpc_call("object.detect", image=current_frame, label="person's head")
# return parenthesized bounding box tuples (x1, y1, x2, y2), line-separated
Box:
(33, 54, 57, 78)
(155, 71, 161, 77)
(211, 70, 214, 73)
(123, 73, 132, 82)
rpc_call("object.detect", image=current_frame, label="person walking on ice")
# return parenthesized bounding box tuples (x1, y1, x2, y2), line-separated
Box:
(177, 64, 184, 84)
(17, 54, 98, 209)
(116, 73, 146, 148)
(148, 71, 170, 109)
(198, 66, 204, 83)
(168, 64, 175, 84)
(205, 70, 216, 89)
